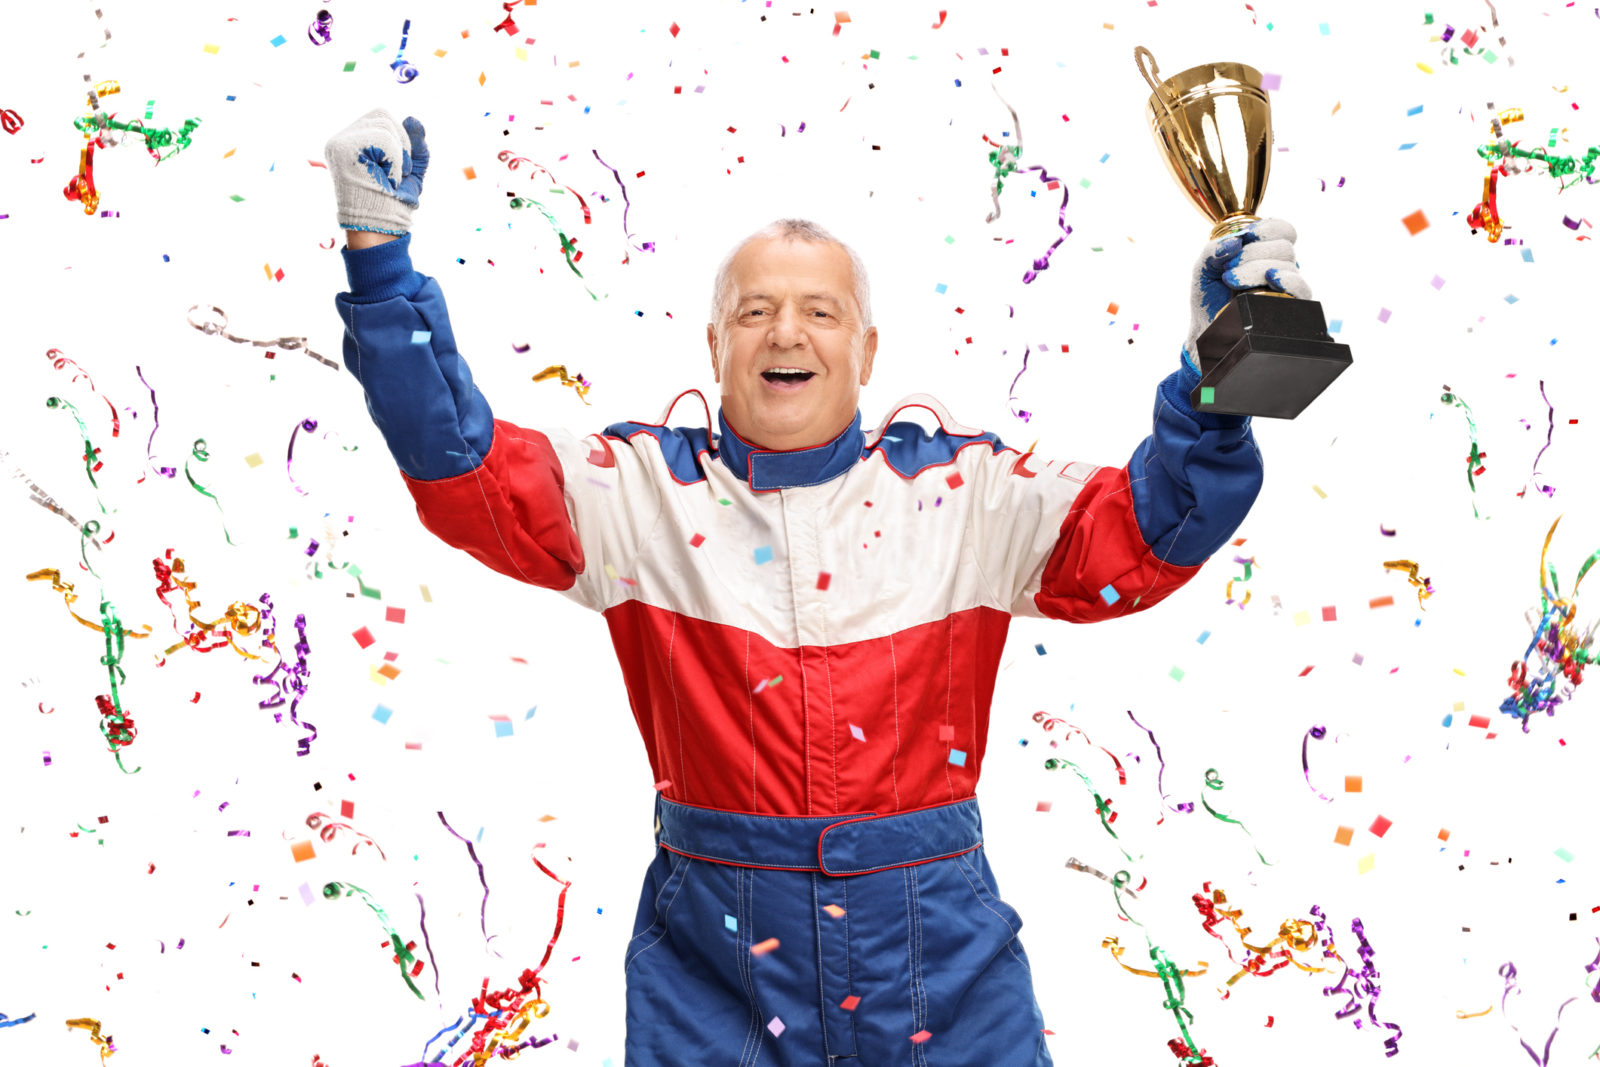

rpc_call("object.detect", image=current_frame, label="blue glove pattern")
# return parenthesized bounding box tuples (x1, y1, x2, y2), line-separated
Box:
(1183, 217, 1311, 376)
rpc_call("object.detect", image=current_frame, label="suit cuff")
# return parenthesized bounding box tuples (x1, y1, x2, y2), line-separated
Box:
(340, 231, 424, 303)
(1169, 362, 1252, 431)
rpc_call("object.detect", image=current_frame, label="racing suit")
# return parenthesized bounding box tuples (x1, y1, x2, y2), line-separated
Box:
(335, 233, 1264, 1065)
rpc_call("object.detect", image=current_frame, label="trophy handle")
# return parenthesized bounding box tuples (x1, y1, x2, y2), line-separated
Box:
(1134, 46, 1205, 194)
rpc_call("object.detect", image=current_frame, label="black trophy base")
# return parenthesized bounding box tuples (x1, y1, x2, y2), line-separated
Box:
(1191, 289, 1353, 419)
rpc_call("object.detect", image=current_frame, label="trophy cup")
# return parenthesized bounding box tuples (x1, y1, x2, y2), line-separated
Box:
(1135, 46, 1351, 420)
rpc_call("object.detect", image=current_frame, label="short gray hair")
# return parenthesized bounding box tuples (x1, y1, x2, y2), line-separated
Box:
(709, 218, 873, 335)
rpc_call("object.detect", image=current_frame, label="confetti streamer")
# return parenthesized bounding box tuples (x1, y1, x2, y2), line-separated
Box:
(44, 395, 109, 504)
(1126, 708, 1195, 819)
(1497, 959, 1577, 1065)
(186, 304, 340, 371)
(1383, 559, 1435, 610)
(417, 892, 443, 998)
(591, 149, 657, 261)
(150, 551, 265, 661)
(1313, 906, 1403, 1057)
(183, 438, 238, 546)
(1439, 385, 1488, 518)
(1005, 342, 1033, 422)
(26, 568, 152, 641)
(1192, 883, 1331, 991)
(1499, 515, 1599, 731)
(531, 365, 593, 404)
(983, 84, 1073, 283)
(439, 810, 504, 958)
(1301, 725, 1338, 802)
(3, 447, 108, 548)
(249, 594, 318, 757)
(1044, 752, 1136, 861)
(64, 1017, 114, 1061)
(1065, 856, 1139, 899)
(1520, 379, 1558, 499)
(1200, 768, 1273, 865)
(133, 365, 178, 480)
(0, 1010, 37, 1028)
(1101, 936, 1214, 1065)
(302, 810, 387, 860)
(322, 881, 427, 999)
(45, 348, 120, 440)
(390, 19, 419, 83)
(307, 8, 333, 45)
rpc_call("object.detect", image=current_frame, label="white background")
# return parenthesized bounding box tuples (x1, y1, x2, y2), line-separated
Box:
(3, 0, 1600, 1063)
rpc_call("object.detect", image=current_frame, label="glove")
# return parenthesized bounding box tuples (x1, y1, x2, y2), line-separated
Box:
(1183, 217, 1312, 376)
(324, 108, 430, 236)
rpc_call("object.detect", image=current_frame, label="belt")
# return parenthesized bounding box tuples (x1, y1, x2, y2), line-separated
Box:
(653, 795, 983, 877)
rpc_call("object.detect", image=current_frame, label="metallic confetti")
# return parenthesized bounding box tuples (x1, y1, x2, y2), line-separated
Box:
(186, 303, 340, 370)
(983, 84, 1072, 283)
(1500, 515, 1599, 730)
(1200, 768, 1272, 865)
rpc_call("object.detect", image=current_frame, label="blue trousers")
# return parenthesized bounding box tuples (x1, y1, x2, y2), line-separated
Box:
(623, 797, 1054, 1065)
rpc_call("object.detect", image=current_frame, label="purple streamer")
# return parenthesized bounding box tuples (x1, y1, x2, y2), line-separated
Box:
(416, 892, 442, 997)
(1499, 959, 1578, 1065)
(591, 149, 656, 255)
(134, 365, 176, 479)
(437, 811, 503, 958)
(1126, 709, 1194, 815)
(1301, 725, 1336, 802)
(1312, 906, 1403, 1057)
(248, 594, 317, 756)
(1006, 342, 1032, 422)
(1020, 167, 1070, 284)
(1525, 379, 1557, 498)
(287, 418, 317, 496)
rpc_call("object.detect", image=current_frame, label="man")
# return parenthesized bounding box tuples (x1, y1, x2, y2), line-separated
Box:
(328, 109, 1302, 1066)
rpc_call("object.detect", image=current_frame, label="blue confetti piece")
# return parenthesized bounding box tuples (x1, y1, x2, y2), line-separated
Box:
(270, 34, 287, 47)
(753, 545, 773, 565)
(1521, 248, 1534, 262)
(1099, 152, 1110, 163)
(949, 748, 968, 767)
(1442, 713, 1453, 727)
(1505, 294, 1519, 304)
(1328, 319, 1342, 334)
(725, 914, 738, 931)
(494, 719, 514, 738)
(372, 705, 393, 724)
(1100, 583, 1120, 605)
(1197, 630, 1211, 644)
(525, 706, 538, 719)
(1035, 643, 1046, 655)
(411, 330, 432, 344)
(935, 282, 948, 294)
(226, 95, 236, 102)
(1398, 142, 1417, 151)
(1319, 22, 1331, 34)
(1406, 104, 1423, 116)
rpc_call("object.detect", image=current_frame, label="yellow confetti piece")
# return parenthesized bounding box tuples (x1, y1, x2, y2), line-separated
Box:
(1357, 852, 1375, 874)
(515, 47, 527, 61)
(203, 42, 220, 54)
(1417, 62, 1434, 74)
(1293, 610, 1311, 626)
(1456, 1006, 1492, 1019)
(1452, 701, 1465, 712)
(568, 60, 580, 67)
(243, 452, 264, 468)
(433, 48, 448, 57)
(222, 148, 236, 159)
(1453, 667, 1466, 676)
(369, 663, 389, 685)
(1311, 484, 1327, 498)
(420, 584, 432, 603)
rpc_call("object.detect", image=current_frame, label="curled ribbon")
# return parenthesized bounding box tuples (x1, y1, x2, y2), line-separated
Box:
(532, 365, 593, 404)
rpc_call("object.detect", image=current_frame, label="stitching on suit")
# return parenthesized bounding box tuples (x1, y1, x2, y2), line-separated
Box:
(903, 868, 917, 1061)
(813, 872, 832, 1059)
(735, 867, 758, 1066)
(888, 631, 902, 812)
(943, 618, 955, 800)
(954, 851, 1030, 973)
(910, 866, 928, 1067)
(667, 613, 684, 801)
(746, 630, 758, 812)
(624, 854, 692, 972)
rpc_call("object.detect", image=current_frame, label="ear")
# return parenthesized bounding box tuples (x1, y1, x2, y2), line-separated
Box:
(859, 327, 878, 386)
(707, 323, 720, 383)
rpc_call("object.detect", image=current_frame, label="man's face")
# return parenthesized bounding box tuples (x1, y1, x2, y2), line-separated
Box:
(707, 236, 878, 452)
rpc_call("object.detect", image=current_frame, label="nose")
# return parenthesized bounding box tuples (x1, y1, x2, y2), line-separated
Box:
(765, 304, 808, 348)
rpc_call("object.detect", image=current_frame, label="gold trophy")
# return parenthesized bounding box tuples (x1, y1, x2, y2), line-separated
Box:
(1135, 46, 1351, 419)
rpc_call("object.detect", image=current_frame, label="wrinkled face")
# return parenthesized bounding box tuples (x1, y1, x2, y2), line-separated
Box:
(707, 236, 878, 452)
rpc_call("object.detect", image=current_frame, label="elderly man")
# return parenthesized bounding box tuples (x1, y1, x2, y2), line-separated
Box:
(329, 109, 1294, 1066)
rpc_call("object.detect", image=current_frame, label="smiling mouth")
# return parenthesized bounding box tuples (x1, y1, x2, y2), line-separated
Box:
(761, 370, 816, 383)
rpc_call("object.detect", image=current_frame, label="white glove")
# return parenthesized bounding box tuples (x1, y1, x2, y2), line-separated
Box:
(324, 108, 430, 236)
(1183, 217, 1312, 375)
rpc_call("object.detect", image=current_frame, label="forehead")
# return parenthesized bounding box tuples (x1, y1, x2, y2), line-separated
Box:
(728, 237, 855, 302)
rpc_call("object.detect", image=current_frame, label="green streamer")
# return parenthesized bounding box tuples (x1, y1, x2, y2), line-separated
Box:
(1200, 768, 1272, 865)
(183, 438, 237, 546)
(323, 881, 425, 999)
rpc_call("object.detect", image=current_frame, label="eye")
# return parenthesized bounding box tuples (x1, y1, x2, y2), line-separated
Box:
(813, 311, 829, 318)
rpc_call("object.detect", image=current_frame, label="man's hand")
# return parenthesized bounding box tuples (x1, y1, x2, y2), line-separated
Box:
(325, 109, 430, 238)
(1183, 217, 1311, 376)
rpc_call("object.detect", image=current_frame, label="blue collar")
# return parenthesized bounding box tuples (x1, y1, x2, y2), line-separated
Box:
(716, 407, 866, 490)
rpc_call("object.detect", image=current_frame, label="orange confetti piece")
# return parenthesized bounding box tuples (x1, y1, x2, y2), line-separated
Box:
(1344, 775, 1363, 793)
(1107, 301, 1121, 315)
(1401, 209, 1430, 235)
(1438, 828, 1451, 841)
(1333, 826, 1354, 846)
(290, 839, 316, 862)
(1369, 595, 1395, 609)
(823, 904, 846, 919)
(751, 937, 781, 956)
(463, 165, 477, 180)
(910, 1030, 932, 1044)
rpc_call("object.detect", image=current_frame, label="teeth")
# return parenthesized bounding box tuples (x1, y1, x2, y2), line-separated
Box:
(766, 367, 810, 374)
